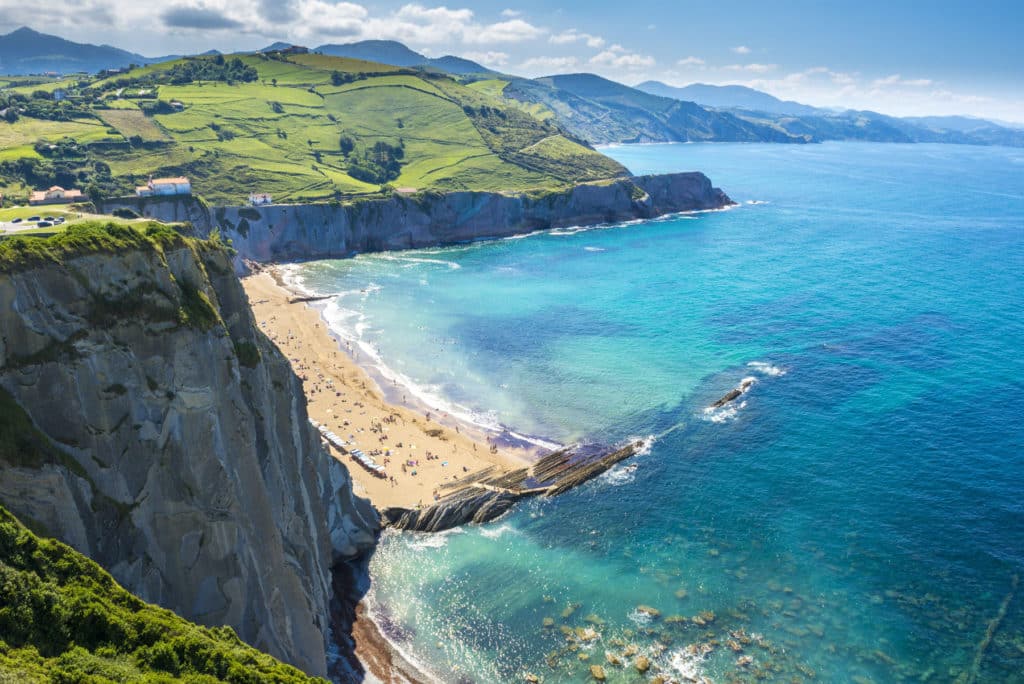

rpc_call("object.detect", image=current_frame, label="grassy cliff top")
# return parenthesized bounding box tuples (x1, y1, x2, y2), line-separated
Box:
(0, 504, 326, 683)
(0, 52, 627, 204)
(0, 220, 209, 272)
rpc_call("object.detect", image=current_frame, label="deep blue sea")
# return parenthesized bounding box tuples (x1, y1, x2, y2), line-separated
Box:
(293, 142, 1024, 683)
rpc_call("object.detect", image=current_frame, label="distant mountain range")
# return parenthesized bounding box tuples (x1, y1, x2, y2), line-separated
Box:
(0, 26, 156, 74)
(636, 81, 824, 117)
(311, 40, 494, 75)
(507, 73, 804, 144)
(1, 26, 1020, 148)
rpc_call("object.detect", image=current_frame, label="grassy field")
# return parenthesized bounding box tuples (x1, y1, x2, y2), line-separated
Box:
(0, 207, 160, 242)
(0, 52, 626, 204)
(97, 108, 170, 141)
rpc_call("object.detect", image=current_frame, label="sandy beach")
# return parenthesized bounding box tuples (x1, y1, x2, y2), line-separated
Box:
(242, 270, 531, 511)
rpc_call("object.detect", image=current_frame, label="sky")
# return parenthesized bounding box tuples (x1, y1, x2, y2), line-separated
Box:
(2, 0, 1022, 121)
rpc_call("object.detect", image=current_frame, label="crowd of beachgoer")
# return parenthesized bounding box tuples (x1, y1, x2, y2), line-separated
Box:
(253, 303, 505, 507)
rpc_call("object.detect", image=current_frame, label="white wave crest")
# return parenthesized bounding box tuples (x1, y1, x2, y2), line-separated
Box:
(377, 254, 461, 270)
(478, 523, 514, 539)
(407, 527, 463, 550)
(627, 609, 655, 626)
(702, 400, 747, 423)
(747, 361, 786, 377)
(669, 647, 708, 681)
(599, 464, 637, 486)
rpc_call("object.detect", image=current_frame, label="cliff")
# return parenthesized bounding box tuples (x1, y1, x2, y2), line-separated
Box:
(0, 223, 379, 678)
(100, 172, 733, 266)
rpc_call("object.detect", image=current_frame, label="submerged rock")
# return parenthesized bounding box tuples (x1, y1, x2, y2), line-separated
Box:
(590, 664, 607, 681)
(635, 605, 662, 619)
(635, 655, 651, 672)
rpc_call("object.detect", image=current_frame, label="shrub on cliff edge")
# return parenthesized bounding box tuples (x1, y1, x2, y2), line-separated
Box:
(0, 504, 327, 683)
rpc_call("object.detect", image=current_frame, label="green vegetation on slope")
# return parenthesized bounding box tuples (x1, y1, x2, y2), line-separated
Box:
(0, 504, 326, 683)
(0, 220, 190, 271)
(0, 52, 626, 204)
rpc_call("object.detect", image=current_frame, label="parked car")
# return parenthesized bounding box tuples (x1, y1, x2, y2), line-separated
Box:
(27, 216, 40, 221)
(54, 217, 65, 224)
(11, 217, 22, 224)
(42, 216, 55, 221)
(36, 221, 53, 228)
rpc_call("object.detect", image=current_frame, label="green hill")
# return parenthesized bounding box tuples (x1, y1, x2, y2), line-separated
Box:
(0, 52, 626, 204)
(0, 500, 324, 683)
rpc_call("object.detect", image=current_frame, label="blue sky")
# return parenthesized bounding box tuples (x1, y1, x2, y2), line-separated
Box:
(2, 0, 1021, 120)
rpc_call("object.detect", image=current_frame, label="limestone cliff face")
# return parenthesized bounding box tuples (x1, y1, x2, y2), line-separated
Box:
(101, 172, 732, 265)
(0, 240, 378, 677)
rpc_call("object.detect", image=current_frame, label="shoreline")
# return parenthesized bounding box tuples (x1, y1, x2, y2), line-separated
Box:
(242, 270, 535, 511)
(243, 269, 533, 683)
(275, 262, 562, 454)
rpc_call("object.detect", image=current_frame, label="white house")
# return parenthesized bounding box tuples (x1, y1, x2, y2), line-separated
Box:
(248, 192, 272, 206)
(136, 176, 191, 197)
(29, 185, 83, 205)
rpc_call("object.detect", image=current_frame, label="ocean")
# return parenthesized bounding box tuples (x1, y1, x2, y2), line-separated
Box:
(289, 142, 1024, 682)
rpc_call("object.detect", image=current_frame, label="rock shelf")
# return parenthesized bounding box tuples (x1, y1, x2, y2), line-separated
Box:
(380, 441, 642, 532)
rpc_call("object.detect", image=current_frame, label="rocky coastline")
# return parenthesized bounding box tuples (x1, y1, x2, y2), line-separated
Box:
(3, 171, 735, 680)
(100, 172, 734, 269)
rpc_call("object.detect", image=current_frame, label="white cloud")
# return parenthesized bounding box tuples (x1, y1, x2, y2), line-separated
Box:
(462, 50, 509, 67)
(467, 18, 545, 44)
(519, 55, 580, 73)
(872, 74, 933, 88)
(732, 45, 751, 55)
(677, 56, 705, 67)
(724, 63, 777, 73)
(549, 29, 605, 48)
(500, 8, 521, 17)
(589, 44, 655, 69)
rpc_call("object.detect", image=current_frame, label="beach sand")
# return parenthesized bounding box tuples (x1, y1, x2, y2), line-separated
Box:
(242, 271, 530, 511)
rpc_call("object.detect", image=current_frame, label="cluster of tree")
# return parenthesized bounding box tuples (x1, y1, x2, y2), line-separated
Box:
(0, 91, 92, 123)
(164, 55, 258, 85)
(330, 71, 368, 86)
(0, 156, 129, 202)
(345, 140, 405, 184)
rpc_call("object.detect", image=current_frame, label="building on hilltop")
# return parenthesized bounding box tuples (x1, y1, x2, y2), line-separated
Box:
(248, 192, 272, 206)
(29, 185, 83, 205)
(136, 176, 191, 197)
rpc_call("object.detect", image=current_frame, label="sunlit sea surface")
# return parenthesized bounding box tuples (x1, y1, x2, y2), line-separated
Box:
(291, 142, 1024, 683)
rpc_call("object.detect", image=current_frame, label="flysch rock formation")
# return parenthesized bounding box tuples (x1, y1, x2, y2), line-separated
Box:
(0, 237, 379, 678)
(101, 172, 734, 268)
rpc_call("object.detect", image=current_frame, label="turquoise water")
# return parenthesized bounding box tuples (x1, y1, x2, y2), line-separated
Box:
(295, 142, 1024, 682)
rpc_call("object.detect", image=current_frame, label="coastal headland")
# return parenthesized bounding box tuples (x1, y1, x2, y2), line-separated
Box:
(101, 171, 734, 267)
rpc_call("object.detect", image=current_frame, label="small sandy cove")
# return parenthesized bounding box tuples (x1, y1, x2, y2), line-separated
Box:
(242, 271, 530, 510)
